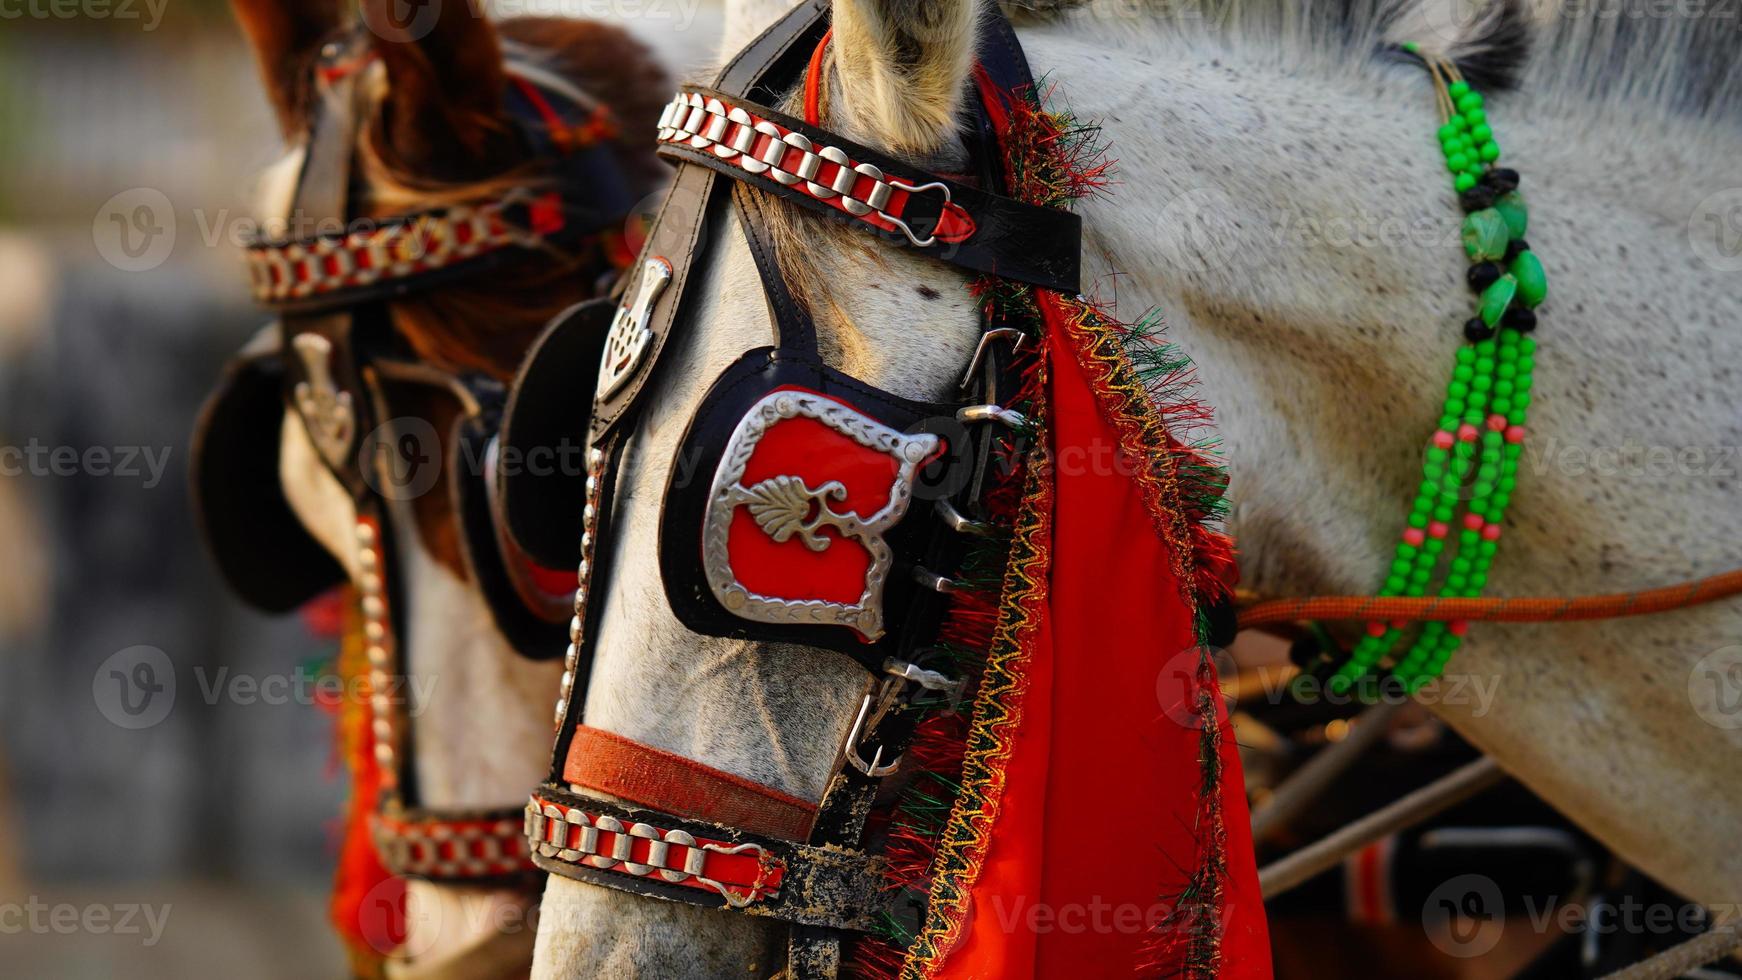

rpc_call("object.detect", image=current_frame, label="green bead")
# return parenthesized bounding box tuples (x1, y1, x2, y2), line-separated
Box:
(1457, 92, 1483, 113)
(1384, 575, 1407, 593)
(1471, 124, 1493, 143)
(1449, 81, 1471, 98)
(1454, 173, 1478, 193)
(1464, 108, 1487, 127)
(1480, 142, 1501, 162)
(1480, 274, 1519, 326)
(1510, 250, 1547, 307)
(1462, 208, 1511, 261)
(1447, 152, 1470, 172)
(1437, 122, 1459, 142)
(1493, 191, 1528, 238)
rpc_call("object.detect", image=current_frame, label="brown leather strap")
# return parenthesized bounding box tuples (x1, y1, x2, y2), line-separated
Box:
(565, 725, 817, 842)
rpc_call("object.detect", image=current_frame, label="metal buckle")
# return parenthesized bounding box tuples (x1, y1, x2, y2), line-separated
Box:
(844, 676, 906, 777)
(934, 498, 996, 537)
(880, 178, 952, 248)
(911, 567, 957, 593)
(959, 327, 1027, 391)
(957, 403, 1030, 430)
(884, 657, 965, 704)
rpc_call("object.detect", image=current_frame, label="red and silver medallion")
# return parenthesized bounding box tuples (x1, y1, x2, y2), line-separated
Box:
(702, 388, 940, 642)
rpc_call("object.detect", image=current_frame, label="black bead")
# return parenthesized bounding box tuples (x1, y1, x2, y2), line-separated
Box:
(1288, 635, 1323, 669)
(1460, 185, 1497, 212)
(1467, 261, 1502, 292)
(1484, 168, 1521, 193)
(1504, 238, 1530, 262)
(1504, 306, 1538, 333)
(1464, 317, 1495, 343)
(1203, 598, 1239, 649)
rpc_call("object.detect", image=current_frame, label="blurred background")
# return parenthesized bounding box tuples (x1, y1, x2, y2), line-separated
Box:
(0, 3, 721, 976)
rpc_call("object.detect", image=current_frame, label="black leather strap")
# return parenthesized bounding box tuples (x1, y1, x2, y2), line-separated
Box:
(734, 182, 818, 355)
(589, 0, 833, 438)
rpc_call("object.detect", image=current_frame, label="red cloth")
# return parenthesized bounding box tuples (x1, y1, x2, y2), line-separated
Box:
(928, 308, 1270, 978)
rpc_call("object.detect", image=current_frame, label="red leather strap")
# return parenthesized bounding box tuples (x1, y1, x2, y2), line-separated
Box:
(564, 725, 817, 842)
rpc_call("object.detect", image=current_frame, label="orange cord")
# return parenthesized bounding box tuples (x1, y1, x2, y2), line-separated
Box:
(804, 28, 833, 126)
(1239, 568, 1742, 628)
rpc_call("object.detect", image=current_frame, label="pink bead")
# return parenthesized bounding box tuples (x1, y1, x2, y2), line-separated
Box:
(1432, 430, 1456, 450)
(1457, 424, 1479, 442)
(1390, 619, 1408, 631)
(1464, 513, 1485, 531)
(1505, 425, 1526, 444)
(1486, 413, 1507, 432)
(1429, 521, 1450, 539)
(1366, 621, 1387, 637)
(1403, 527, 1426, 547)
(1482, 523, 1502, 541)
(1449, 620, 1469, 637)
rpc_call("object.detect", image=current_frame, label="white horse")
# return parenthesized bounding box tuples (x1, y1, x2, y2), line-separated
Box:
(226, 0, 681, 972)
(531, 0, 1742, 974)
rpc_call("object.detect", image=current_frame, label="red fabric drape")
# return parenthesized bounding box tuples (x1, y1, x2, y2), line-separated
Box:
(927, 306, 1270, 979)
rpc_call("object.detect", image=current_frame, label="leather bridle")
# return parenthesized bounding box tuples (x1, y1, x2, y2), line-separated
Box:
(517, 4, 1079, 975)
(193, 29, 644, 888)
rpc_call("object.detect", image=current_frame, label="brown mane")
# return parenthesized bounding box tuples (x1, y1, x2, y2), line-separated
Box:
(231, 0, 669, 575)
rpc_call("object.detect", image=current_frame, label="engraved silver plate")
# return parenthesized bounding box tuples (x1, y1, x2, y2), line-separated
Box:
(702, 390, 940, 642)
(597, 257, 673, 402)
(291, 333, 356, 470)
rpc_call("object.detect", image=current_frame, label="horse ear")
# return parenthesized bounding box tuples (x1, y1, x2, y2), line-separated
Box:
(361, 0, 515, 178)
(828, 0, 982, 156)
(230, 0, 348, 138)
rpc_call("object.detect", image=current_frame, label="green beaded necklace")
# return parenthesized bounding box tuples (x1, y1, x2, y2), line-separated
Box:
(1320, 45, 1548, 696)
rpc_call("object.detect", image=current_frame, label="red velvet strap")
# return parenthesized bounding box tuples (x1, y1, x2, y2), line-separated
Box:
(564, 725, 817, 842)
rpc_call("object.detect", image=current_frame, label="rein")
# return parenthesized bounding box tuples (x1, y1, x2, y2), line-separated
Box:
(1241, 567, 1742, 629)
